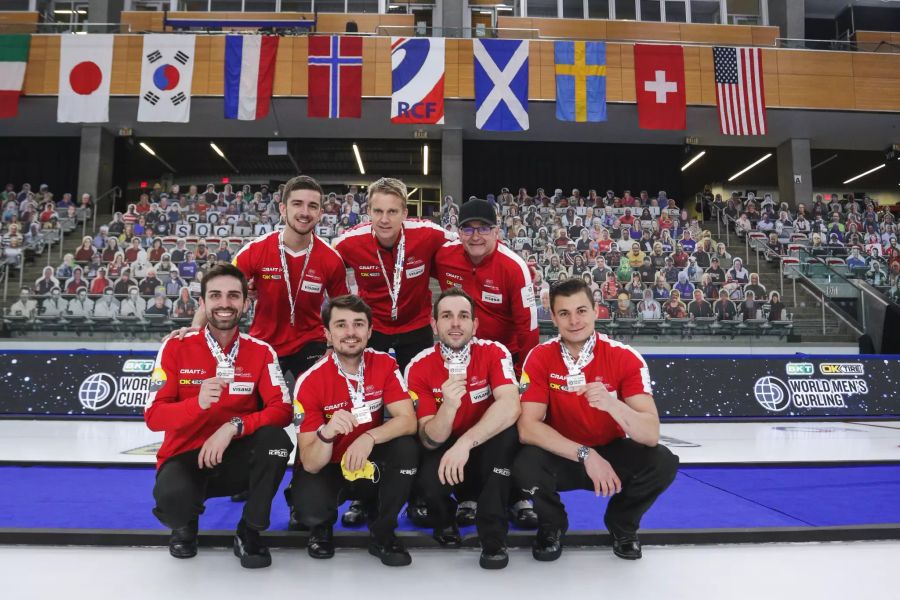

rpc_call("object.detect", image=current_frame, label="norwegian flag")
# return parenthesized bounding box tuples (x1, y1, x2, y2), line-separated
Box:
(713, 46, 767, 136)
(307, 36, 362, 119)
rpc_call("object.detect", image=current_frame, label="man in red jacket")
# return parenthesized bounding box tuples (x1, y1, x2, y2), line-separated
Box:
(145, 263, 293, 568)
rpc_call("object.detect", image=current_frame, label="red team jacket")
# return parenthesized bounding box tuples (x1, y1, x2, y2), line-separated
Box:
(145, 330, 292, 469)
(520, 333, 653, 447)
(432, 240, 538, 372)
(294, 348, 410, 463)
(333, 220, 455, 335)
(405, 338, 517, 439)
(232, 231, 349, 357)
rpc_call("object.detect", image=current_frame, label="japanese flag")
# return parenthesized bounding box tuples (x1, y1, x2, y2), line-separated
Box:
(57, 34, 114, 123)
(138, 34, 195, 123)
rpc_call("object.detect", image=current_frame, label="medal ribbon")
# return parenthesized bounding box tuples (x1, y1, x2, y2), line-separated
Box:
(279, 229, 314, 327)
(205, 325, 239, 366)
(375, 227, 405, 320)
(332, 351, 366, 409)
(440, 341, 471, 370)
(559, 332, 596, 375)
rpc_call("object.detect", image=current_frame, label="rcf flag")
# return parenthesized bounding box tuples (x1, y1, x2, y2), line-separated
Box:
(554, 41, 606, 123)
(58, 34, 114, 123)
(308, 35, 362, 119)
(138, 34, 195, 123)
(473, 39, 529, 132)
(0, 34, 30, 119)
(714, 46, 767, 136)
(634, 44, 685, 130)
(224, 35, 278, 120)
(391, 37, 444, 124)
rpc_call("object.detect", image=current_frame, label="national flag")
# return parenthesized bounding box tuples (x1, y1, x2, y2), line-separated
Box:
(138, 34, 196, 123)
(391, 37, 444, 124)
(0, 34, 30, 119)
(713, 46, 767, 136)
(57, 34, 114, 123)
(554, 41, 606, 123)
(224, 35, 279, 120)
(307, 35, 362, 119)
(633, 44, 685, 130)
(473, 39, 529, 132)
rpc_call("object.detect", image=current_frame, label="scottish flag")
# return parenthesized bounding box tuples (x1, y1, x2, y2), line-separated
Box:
(474, 39, 529, 132)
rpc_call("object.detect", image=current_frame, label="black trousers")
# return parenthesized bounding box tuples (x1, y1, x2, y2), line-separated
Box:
(370, 324, 434, 373)
(278, 340, 328, 388)
(416, 426, 518, 545)
(152, 426, 293, 531)
(512, 438, 678, 537)
(291, 436, 419, 542)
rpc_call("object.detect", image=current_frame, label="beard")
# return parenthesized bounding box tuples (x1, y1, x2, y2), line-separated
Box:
(207, 309, 241, 331)
(285, 214, 315, 238)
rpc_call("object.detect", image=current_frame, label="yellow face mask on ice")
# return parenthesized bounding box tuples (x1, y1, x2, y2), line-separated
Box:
(340, 455, 379, 482)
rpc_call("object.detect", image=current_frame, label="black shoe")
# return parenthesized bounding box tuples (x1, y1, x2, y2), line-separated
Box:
(168, 520, 198, 559)
(531, 526, 562, 562)
(307, 524, 335, 559)
(479, 540, 509, 570)
(455, 501, 477, 527)
(368, 535, 412, 567)
(341, 500, 366, 528)
(406, 500, 432, 528)
(287, 506, 309, 532)
(233, 520, 272, 569)
(432, 524, 462, 548)
(230, 490, 249, 502)
(611, 533, 642, 560)
(510, 500, 539, 529)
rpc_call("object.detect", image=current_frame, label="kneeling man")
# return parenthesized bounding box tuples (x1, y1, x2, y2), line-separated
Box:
(514, 278, 678, 561)
(146, 263, 294, 568)
(405, 288, 521, 569)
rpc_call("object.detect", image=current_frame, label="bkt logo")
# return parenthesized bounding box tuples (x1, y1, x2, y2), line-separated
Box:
(820, 363, 864, 375)
(396, 101, 438, 120)
(786, 362, 813, 376)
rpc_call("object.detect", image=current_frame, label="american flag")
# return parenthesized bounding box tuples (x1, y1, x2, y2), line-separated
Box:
(713, 46, 767, 136)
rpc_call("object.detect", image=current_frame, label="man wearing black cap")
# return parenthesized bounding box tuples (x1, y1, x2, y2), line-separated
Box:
(432, 198, 540, 530)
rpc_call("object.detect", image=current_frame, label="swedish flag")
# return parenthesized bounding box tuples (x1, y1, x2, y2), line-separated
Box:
(554, 41, 606, 122)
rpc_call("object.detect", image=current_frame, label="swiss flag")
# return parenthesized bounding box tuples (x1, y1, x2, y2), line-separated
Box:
(634, 44, 686, 130)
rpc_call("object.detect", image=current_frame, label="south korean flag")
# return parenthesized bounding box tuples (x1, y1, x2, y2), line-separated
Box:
(138, 34, 196, 123)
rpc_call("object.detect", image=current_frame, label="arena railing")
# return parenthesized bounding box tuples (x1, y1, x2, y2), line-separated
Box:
(775, 37, 900, 53)
(87, 186, 123, 238)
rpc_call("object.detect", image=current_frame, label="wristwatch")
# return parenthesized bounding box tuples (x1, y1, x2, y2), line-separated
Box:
(229, 416, 244, 437)
(576, 445, 590, 463)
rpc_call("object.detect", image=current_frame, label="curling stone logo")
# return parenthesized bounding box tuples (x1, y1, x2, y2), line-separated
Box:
(753, 376, 790, 412)
(79, 372, 118, 411)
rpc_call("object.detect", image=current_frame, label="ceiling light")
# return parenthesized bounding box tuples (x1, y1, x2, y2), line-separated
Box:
(352, 144, 365, 175)
(842, 163, 885, 185)
(210, 142, 225, 158)
(680, 150, 706, 172)
(408, 188, 419, 197)
(139, 142, 156, 156)
(423, 144, 429, 176)
(727, 153, 772, 182)
(138, 142, 176, 173)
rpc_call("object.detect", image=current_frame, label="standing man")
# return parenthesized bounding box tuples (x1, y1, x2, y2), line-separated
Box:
(432, 198, 538, 375)
(145, 264, 293, 568)
(176, 175, 348, 383)
(514, 278, 678, 562)
(431, 198, 540, 528)
(333, 177, 455, 372)
(405, 288, 521, 569)
(291, 295, 419, 567)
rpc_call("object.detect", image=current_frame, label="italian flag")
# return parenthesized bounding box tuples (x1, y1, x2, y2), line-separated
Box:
(0, 35, 30, 119)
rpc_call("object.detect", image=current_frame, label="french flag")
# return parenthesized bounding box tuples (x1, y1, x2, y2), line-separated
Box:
(224, 35, 279, 120)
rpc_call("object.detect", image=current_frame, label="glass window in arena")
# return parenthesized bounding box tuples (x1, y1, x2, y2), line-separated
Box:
(614, 0, 636, 20)
(527, 0, 558, 18)
(639, 0, 661, 21)
(5, 0, 30, 9)
(244, 0, 278, 10)
(208, 0, 243, 10)
(588, 0, 610, 19)
(282, 0, 314, 11)
(690, 0, 720, 23)
(348, 0, 378, 12)
(316, 0, 346, 13)
(563, 0, 584, 19)
(665, 0, 686, 22)
(726, 0, 762, 24)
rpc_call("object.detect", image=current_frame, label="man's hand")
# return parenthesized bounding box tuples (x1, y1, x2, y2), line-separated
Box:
(197, 422, 237, 469)
(438, 440, 471, 486)
(322, 409, 357, 439)
(584, 449, 621, 498)
(198, 378, 227, 410)
(579, 382, 617, 413)
(440, 375, 467, 411)
(342, 432, 375, 472)
(162, 326, 199, 342)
